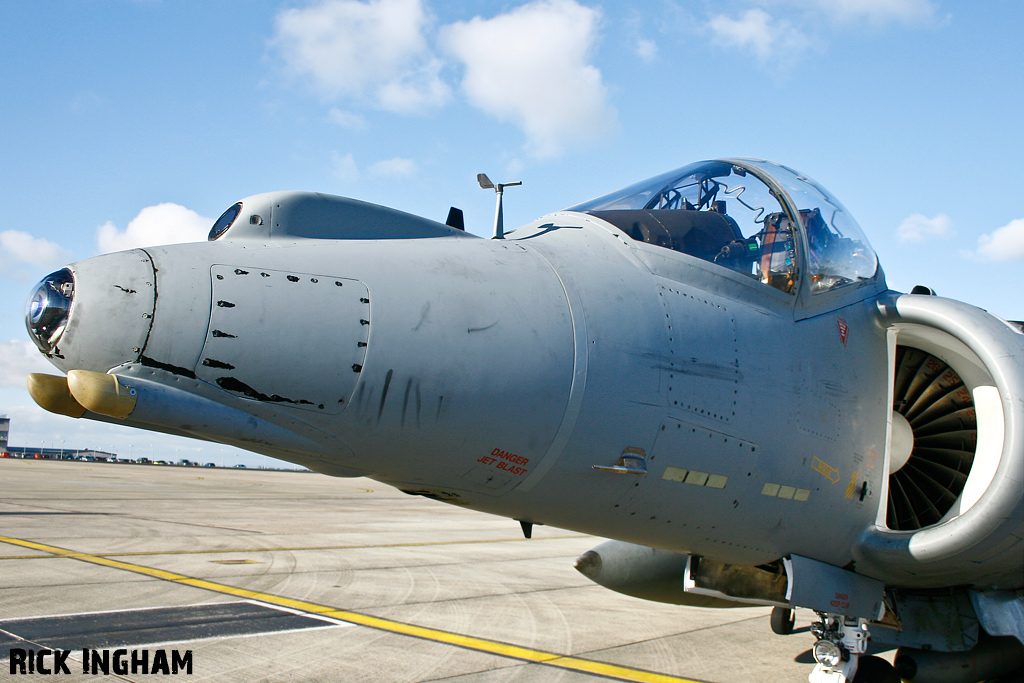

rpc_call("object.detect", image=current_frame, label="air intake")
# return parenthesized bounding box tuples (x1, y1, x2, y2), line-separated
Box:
(887, 346, 976, 530)
(856, 293, 1021, 582)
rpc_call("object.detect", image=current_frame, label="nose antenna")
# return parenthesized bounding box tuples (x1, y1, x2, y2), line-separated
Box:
(477, 173, 522, 240)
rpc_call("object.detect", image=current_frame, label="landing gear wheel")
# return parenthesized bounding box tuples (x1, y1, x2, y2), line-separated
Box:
(852, 655, 900, 683)
(770, 606, 795, 635)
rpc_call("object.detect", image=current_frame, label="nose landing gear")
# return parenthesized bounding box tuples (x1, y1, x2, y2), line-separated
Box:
(807, 613, 899, 683)
(770, 606, 796, 635)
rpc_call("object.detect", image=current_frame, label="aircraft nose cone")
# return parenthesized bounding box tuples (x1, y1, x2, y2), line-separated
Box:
(26, 268, 75, 353)
(25, 250, 157, 374)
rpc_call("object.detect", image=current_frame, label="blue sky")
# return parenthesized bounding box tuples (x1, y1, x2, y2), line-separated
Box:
(2, 0, 1022, 466)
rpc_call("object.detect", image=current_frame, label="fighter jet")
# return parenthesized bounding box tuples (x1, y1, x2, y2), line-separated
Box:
(24, 158, 1023, 683)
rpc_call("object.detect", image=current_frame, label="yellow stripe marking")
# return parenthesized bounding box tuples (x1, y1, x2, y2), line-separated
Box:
(0, 535, 586, 561)
(844, 471, 860, 499)
(0, 535, 701, 683)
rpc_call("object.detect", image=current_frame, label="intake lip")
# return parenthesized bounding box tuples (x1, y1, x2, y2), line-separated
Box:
(26, 268, 74, 353)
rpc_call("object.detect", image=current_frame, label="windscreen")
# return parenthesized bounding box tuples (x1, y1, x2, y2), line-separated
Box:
(570, 160, 799, 294)
(737, 160, 878, 293)
(570, 159, 879, 295)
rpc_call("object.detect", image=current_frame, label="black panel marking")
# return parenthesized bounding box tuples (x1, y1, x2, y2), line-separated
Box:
(215, 377, 314, 406)
(139, 355, 198, 380)
(378, 369, 394, 420)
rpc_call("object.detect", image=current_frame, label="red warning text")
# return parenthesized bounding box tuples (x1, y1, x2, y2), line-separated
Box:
(830, 592, 851, 610)
(476, 448, 530, 476)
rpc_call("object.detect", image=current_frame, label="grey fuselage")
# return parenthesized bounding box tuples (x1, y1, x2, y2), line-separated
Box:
(30, 191, 1024, 596)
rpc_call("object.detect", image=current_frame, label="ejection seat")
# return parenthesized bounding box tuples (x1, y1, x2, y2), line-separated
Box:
(586, 209, 744, 262)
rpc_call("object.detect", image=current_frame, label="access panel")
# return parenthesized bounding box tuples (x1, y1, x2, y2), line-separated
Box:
(197, 265, 369, 414)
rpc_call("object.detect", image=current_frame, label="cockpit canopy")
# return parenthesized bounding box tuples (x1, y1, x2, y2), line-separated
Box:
(570, 158, 878, 296)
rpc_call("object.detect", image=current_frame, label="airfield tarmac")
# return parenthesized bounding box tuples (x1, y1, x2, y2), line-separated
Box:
(0, 459, 885, 683)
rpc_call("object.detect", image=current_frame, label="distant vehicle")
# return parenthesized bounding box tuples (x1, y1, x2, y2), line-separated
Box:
(1, 452, 12, 458)
(137, 457, 150, 464)
(203, 463, 215, 467)
(153, 460, 168, 465)
(234, 464, 246, 468)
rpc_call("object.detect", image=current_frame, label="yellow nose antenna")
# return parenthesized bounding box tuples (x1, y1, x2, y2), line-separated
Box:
(26, 373, 86, 418)
(66, 370, 138, 419)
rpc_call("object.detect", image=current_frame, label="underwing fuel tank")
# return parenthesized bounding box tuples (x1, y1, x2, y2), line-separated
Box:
(574, 539, 886, 621)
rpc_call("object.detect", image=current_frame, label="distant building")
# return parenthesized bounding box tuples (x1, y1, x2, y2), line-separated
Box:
(0, 418, 115, 460)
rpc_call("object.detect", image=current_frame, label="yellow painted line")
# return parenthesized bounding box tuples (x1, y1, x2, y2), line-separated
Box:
(844, 471, 860, 500)
(0, 535, 702, 683)
(0, 534, 587, 561)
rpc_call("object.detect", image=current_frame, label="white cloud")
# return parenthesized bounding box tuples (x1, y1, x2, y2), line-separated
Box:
(707, 8, 812, 65)
(974, 218, 1024, 262)
(0, 230, 72, 276)
(441, 0, 616, 158)
(332, 151, 360, 184)
(896, 213, 953, 243)
(637, 38, 658, 62)
(813, 0, 937, 25)
(369, 157, 417, 178)
(0, 340, 55, 388)
(96, 203, 212, 254)
(328, 108, 366, 130)
(272, 0, 449, 113)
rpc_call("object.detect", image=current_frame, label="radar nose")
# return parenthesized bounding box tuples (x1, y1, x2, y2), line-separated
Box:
(26, 268, 74, 353)
(24, 250, 157, 374)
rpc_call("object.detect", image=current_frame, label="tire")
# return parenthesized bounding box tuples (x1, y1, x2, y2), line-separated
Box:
(770, 606, 795, 635)
(852, 655, 900, 683)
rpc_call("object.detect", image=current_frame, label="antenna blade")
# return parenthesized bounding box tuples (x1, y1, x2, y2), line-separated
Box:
(445, 207, 465, 231)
